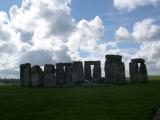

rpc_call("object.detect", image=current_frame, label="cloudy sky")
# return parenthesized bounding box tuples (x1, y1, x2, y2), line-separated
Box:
(0, 0, 160, 78)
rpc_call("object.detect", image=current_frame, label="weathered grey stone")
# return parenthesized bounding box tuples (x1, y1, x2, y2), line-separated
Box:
(72, 61, 85, 85)
(115, 62, 126, 84)
(84, 62, 92, 81)
(44, 64, 56, 87)
(44, 64, 55, 73)
(139, 63, 148, 82)
(95, 77, 105, 84)
(58, 63, 72, 66)
(56, 63, 72, 85)
(20, 64, 26, 86)
(93, 64, 101, 82)
(20, 64, 24, 86)
(84, 61, 100, 65)
(105, 55, 126, 84)
(56, 63, 65, 85)
(31, 65, 43, 87)
(105, 55, 122, 61)
(20, 63, 31, 87)
(131, 58, 144, 63)
(84, 61, 101, 83)
(65, 66, 72, 84)
(153, 107, 160, 120)
(129, 62, 138, 83)
(104, 61, 116, 84)
(129, 58, 148, 83)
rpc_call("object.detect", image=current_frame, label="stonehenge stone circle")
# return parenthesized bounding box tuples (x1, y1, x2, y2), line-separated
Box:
(129, 58, 148, 83)
(20, 54, 148, 87)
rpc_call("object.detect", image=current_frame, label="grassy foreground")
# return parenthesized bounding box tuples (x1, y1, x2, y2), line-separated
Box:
(0, 77, 160, 120)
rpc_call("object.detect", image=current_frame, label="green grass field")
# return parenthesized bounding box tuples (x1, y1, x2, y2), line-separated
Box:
(0, 77, 160, 120)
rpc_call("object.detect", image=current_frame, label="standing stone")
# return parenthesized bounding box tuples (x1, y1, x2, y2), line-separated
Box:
(104, 55, 126, 84)
(72, 61, 85, 85)
(56, 63, 72, 85)
(31, 65, 43, 87)
(84, 61, 101, 83)
(20, 64, 25, 86)
(115, 62, 126, 84)
(93, 64, 101, 83)
(65, 66, 72, 84)
(20, 64, 24, 86)
(20, 63, 31, 87)
(63, 63, 72, 84)
(139, 62, 148, 82)
(84, 62, 92, 81)
(56, 63, 65, 85)
(129, 62, 138, 83)
(129, 58, 148, 83)
(44, 64, 56, 87)
(105, 61, 116, 84)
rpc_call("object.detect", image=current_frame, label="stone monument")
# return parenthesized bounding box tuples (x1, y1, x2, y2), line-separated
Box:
(56, 63, 72, 85)
(129, 58, 148, 83)
(20, 63, 31, 87)
(104, 55, 126, 84)
(31, 65, 44, 87)
(84, 61, 101, 83)
(44, 64, 56, 87)
(72, 61, 85, 85)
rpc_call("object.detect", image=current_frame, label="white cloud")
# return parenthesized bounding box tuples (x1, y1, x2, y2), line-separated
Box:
(115, 18, 160, 42)
(0, 11, 9, 23)
(19, 50, 54, 66)
(114, 0, 160, 11)
(134, 41, 160, 73)
(132, 18, 160, 41)
(0, 0, 108, 78)
(67, 16, 104, 52)
(115, 26, 132, 41)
